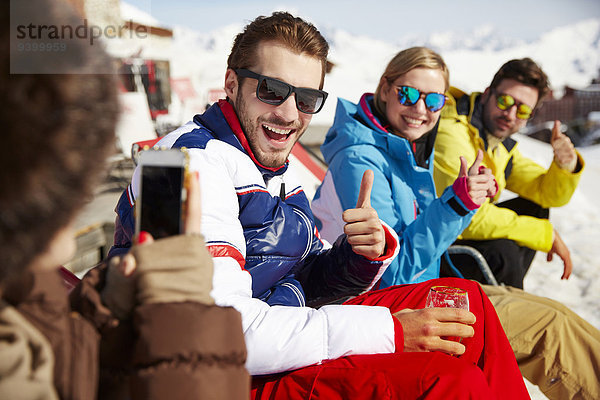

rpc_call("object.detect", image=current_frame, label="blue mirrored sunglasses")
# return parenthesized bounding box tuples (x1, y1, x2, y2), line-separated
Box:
(396, 85, 446, 112)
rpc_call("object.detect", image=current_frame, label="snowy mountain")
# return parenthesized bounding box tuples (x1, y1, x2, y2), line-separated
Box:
(394, 24, 527, 53)
(317, 18, 600, 124)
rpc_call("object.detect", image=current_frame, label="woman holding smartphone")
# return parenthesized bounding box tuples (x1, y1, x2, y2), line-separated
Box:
(312, 46, 496, 286)
(0, 1, 248, 398)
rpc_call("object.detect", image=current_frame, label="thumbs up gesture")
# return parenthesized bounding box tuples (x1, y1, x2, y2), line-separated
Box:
(550, 120, 577, 171)
(342, 170, 386, 259)
(457, 150, 497, 207)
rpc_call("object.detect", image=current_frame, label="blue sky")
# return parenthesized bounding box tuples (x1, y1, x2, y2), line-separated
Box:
(125, 0, 600, 41)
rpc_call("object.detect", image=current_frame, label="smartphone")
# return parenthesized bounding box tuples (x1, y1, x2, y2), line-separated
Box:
(135, 148, 188, 239)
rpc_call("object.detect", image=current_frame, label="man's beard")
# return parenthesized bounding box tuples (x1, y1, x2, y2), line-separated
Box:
(235, 90, 304, 168)
(482, 99, 516, 139)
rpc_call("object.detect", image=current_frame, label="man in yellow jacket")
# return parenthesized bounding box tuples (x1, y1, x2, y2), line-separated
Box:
(434, 58, 584, 289)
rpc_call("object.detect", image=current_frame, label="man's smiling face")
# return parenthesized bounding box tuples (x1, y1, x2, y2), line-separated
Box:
(225, 41, 323, 168)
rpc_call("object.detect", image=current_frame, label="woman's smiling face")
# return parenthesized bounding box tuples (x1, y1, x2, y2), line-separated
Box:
(380, 67, 446, 142)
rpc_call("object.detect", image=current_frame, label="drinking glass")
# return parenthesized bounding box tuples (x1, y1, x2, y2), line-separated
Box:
(425, 286, 469, 342)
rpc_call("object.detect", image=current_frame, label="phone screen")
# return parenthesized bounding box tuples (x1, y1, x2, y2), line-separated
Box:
(139, 165, 184, 239)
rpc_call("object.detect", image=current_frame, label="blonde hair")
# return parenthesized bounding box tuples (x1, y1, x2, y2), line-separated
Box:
(373, 47, 449, 117)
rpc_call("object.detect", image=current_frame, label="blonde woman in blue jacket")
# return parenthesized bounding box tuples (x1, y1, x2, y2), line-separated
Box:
(312, 46, 496, 286)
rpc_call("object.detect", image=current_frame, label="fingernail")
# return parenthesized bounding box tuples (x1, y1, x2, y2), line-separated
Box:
(122, 254, 136, 276)
(138, 231, 150, 244)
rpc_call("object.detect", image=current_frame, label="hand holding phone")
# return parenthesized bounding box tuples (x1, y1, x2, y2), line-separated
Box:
(103, 166, 205, 319)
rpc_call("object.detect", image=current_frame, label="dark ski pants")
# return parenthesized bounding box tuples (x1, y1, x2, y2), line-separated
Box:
(442, 197, 549, 289)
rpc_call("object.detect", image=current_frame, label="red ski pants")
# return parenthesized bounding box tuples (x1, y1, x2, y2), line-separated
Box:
(252, 278, 529, 399)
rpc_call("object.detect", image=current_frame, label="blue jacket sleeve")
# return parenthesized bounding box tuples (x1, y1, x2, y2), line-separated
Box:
(381, 186, 473, 285)
(326, 148, 473, 285)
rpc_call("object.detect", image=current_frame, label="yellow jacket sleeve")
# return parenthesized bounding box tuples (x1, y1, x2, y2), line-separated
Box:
(505, 147, 584, 208)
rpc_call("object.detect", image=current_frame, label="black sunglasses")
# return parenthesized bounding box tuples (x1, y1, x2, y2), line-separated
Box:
(235, 68, 328, 114)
